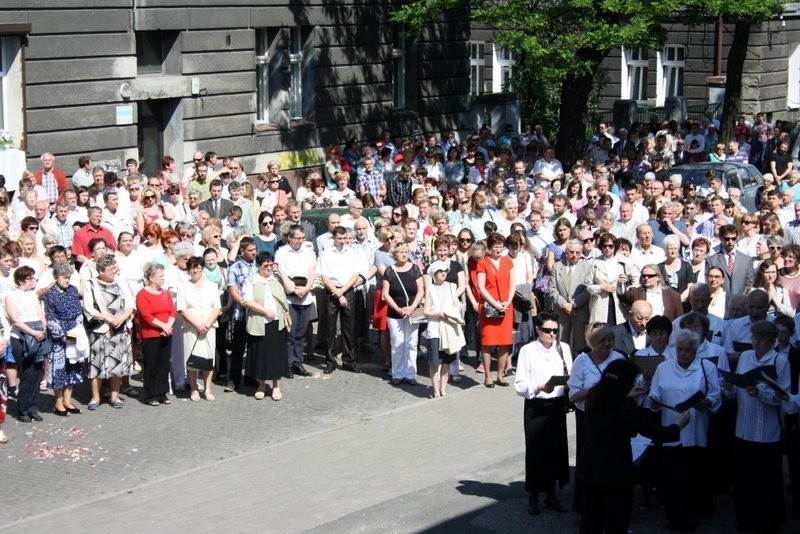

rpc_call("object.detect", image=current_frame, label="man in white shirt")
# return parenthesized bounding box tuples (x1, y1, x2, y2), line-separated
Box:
(495, 195, 524, 237)
(545, 195, 576, 228)
(671, 284, 726, 347)
(532, 147, 564, 186)
(526, 210, 553, 254)
(611, 202, 638, 242)
(722, 290, 769, 358)
(101, 190, 133, 238)
(275, 224, 316, 378)
(317, 226, 368, 374)
(315, 212, 342, 254)
(71, 155, 94, 189)
(630, 224, 666, 284)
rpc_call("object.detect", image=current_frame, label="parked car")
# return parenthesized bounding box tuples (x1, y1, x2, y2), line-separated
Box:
(670, 162, 764, 211)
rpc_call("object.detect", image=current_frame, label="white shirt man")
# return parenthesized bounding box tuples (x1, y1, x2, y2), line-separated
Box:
(630, 224, 666, 283)
(611, 202, 638, 242)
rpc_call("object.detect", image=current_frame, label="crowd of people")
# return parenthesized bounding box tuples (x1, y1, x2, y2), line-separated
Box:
(1, 114, 800, 532)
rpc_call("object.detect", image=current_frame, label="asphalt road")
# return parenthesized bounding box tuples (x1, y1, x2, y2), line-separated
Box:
(1, 351, 799, 533)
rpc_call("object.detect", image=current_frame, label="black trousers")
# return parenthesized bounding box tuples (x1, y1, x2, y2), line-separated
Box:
(326, 289, 356, 364)
(661, 446, 709, 528)
(12, 338, 42, 417)
(580, 482, 633, 534)
(141, 336, 172, 401)
(228, 319, 247, 386)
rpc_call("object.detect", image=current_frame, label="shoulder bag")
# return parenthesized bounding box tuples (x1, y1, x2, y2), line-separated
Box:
(392, 266, 425, 324)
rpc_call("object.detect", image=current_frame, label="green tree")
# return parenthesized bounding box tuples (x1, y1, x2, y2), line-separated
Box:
(393, 0, 678, 165)
(393, 0, 782, 165)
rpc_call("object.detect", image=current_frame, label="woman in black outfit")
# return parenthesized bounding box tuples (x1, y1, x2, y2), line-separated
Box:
(578, 359, 689, 534)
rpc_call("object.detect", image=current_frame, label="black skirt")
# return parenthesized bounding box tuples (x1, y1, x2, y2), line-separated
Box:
(734, 438, 785, 531)
(524, 396, 569, 493)
(245, 322, 288, 381)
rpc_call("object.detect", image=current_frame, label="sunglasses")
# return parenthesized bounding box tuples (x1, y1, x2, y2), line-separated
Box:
(392, 212, 403, 217)
(583, 238, 594, 244)
(262, 221, 274, 226)
(269, 180, 281, 184)
(144, 195, 155, 199)
(212, 234, 221, 239)
(539, 327, 559, 334)
(459, 238, 473, 243)
(640, 273, 658, 279)
(769, 245, 783, 251)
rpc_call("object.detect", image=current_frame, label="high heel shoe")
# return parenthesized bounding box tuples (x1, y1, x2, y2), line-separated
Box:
(53, 407, 70, 417)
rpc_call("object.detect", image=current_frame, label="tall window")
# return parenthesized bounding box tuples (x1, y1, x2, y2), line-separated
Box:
(492, 45, 514, 93)
(788, 45, 800, 110)
(392, 26, 406, 109)
(659, 46, 685, 105)
(289, 27, 304, 119)
(0, 36, 23, 138)
(623, 48, 648, 103)
(254, 27, 315, 128)
(469, 42, 485, 96)
(255, 29, 271, 122)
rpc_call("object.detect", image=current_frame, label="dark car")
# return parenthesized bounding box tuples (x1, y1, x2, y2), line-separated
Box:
(670, 162, 764, 211)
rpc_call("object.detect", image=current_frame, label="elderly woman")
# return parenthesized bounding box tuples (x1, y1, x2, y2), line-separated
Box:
(83, 255, 135, 410)
(136, 262, 176, 406)
(6, 266, 48, 422)
(587, 233, 629, 325)
(178, 256, 222, 402)
(568, 323, 626, 511)
(478, 232, 515, 388)
(649, 330, 721, 531)
(731, 320, 791, 532)
(658, 234, 693, 300)
(302, 178, 334, 210)
(515, 312, 573, 515)
(44, 263, 85, 416)
(242, 251, 289, 401)
(383, 241, 424, 386)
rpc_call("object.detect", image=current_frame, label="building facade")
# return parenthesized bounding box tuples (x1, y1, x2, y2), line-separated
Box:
(596, 6, 800, 124)
(0, 1, 474, 181)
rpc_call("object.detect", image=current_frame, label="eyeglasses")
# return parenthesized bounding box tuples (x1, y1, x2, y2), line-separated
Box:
(262, 221, 274, 226)
(722, 236, 737, 242)
(459, 238, 473, 243)
(386, 236, 396, 241)
(27, 226, 39, 231)
(269, 180, 280, 184)
(539, 327, 559, 334)
(640, 273, 659, 279)
(129, 187, 140, 191)
(600, 243, 615, 248)
(212, 234, 221, 239)
(587, 196, 598, 200)
(392, 212, 403, 217)
(583, 238, 594, 244)
(144, 195, 155, 199)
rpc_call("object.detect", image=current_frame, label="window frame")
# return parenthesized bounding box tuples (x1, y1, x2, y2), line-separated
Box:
(656, 45, 685, 107)
(491, 45, 514, 93)
(469, 42, 485, 96)
(621, 47, 648, 104)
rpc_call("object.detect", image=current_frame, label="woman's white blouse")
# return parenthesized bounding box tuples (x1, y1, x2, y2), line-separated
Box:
(734, 349, 790, 443)
(241, 274, 278, 324)
(650, 357, 721, 447)
(514, 339, 572, 400)
(567, 350, 626, 411)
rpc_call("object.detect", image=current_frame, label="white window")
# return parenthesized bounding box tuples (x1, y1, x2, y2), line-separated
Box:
(0, 36, 23, 140)
(255, 29, 270, 123)
(469, 42, 485, 96)
(392, 27, 406, 109)
(656, 45, 685, 106)
(789, 45, 800, 110)
(492, 45, 514, 93)
(621, 47, 648, 104)
(289, 27, 304, 120)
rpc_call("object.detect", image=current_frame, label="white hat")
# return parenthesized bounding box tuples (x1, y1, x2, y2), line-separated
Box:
(428, 260, 450, 275)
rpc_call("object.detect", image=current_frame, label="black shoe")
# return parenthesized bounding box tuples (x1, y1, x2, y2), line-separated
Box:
(53, 408, 70, 417)
(528, 495, 540, 515)
(342, 363, 363, 374)
(7, 387, 17, 400)
(544, 495, 567, 512)
(29, 412, 44, 422)
(293, 364, 312, 377)
(285, 369, 294, 379)
(324, 362, 336, 374)
(18, 414, 32, 423)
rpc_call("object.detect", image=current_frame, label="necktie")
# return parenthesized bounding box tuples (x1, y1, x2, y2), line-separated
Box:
(567, 265, 573, 289)
(727, 252, 734, 275)
(213, 200, 219, 217)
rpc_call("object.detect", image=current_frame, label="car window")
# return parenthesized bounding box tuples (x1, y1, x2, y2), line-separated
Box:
(738, 167, 758, 188)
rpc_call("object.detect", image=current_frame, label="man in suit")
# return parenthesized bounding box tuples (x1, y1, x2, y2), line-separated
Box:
(612, 300, 652, 357)
(706, 224, 755, 296)
(198, 178, 233, 220)
(548, 239, 592, 349)
(620, 264, 683, 321)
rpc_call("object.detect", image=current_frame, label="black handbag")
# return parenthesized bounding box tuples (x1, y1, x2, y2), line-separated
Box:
(483, 303, 504, 319)
(186, 337, 214, 372)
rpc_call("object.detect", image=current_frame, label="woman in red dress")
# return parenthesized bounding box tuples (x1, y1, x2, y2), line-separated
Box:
(477, 232, 515, 387)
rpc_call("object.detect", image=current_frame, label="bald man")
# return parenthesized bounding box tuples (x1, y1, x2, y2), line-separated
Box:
(612, 300, 653, 357)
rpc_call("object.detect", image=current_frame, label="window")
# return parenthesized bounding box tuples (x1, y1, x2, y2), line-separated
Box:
(254, 27, 315, 128)
(789, 45, 800, 110)
(0, 36, 23, 139)
(469, 42, 485, 96)
(255, 29, 271, 123)
(622, 48, 648, 103)
(392, 26, 406, 109)
(492, 45, 514, 93)
(136, 31, 179, 75)
(656, 45, 684, 106)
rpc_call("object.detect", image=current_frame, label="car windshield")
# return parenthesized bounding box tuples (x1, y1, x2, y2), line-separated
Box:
(670, 166, 729, 188)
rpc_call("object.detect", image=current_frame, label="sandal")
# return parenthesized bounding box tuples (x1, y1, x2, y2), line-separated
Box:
(390, 378, 402, 386)
(271, 388, 282, 401)
(254, 391, 266, 400)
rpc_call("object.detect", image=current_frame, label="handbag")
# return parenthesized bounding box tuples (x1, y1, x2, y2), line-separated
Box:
(186, 336, 214, 372)
(392, 266, 425, 324)
(483, 303, 504, 319)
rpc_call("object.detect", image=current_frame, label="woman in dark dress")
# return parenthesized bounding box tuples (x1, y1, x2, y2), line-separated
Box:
(242, 251, 289, 401)
(579, 359, 689, 534)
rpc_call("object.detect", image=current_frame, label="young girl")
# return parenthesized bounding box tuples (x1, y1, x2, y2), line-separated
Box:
(423, 261, 465, 397)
